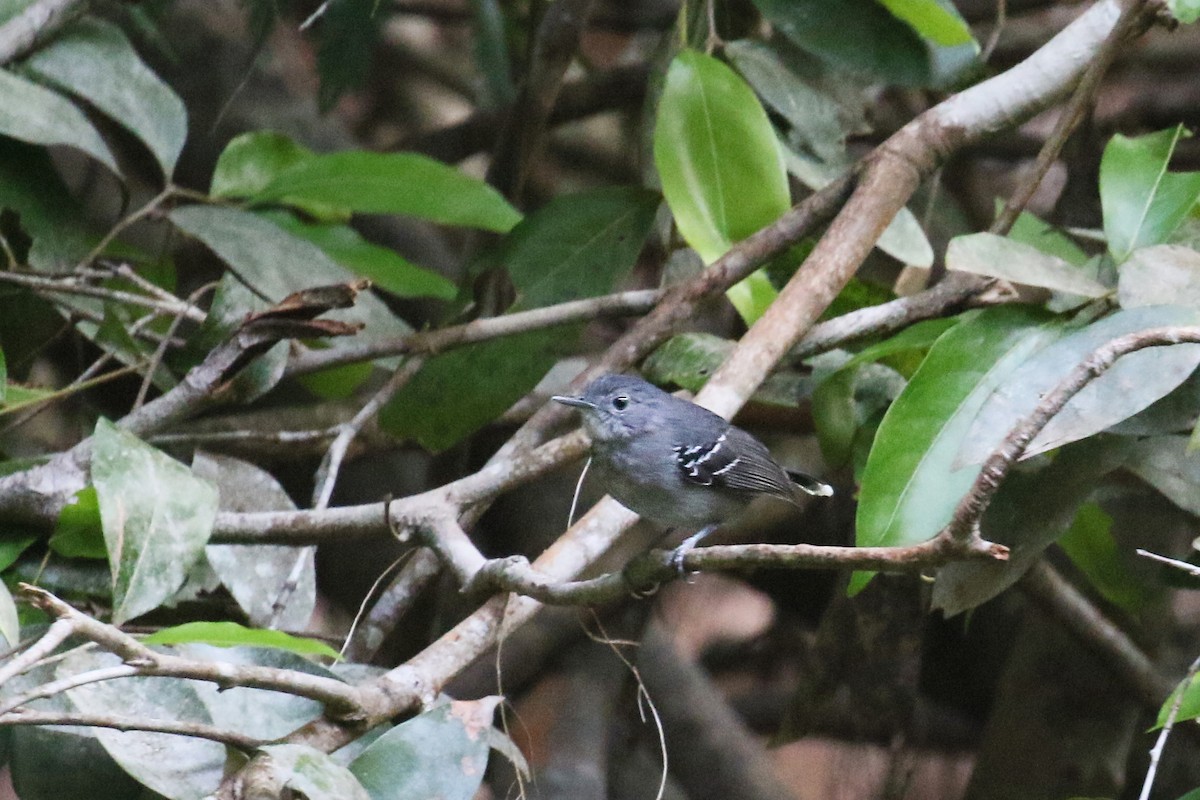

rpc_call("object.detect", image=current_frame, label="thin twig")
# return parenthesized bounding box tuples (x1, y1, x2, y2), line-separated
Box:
(1137, 652, 1200, 800)
(1136, 548, 1200, 577)
(0, 270, 205, 322)
(0, 709, 265, 751)
(75, 186, 179, 274)
(0, 664, 141, 716)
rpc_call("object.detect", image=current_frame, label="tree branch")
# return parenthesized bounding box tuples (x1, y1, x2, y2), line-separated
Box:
(0, 709, 265, 751)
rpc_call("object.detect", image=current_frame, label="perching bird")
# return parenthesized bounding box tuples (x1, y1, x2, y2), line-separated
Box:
(553, 374, 832, 571)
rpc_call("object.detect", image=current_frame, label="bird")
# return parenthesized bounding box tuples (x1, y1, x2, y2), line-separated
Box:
(552, 374, 832, 572)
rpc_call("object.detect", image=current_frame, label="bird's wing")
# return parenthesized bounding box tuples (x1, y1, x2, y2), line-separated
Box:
(674, 426, 796, 501)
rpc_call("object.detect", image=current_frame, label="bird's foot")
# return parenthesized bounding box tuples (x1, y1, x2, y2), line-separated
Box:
(669, 525, 717, 578)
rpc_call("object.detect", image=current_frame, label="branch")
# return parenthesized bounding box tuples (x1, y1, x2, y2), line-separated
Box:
(0, 270, 206, 322)
(18, 584, 368, 719)
(942, 326, 1200, 541)
(0, 709, 265, 751)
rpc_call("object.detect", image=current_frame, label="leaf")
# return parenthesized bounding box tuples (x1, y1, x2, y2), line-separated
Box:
(957, 305, 1200, 466)
(169, 205, 410, 351)
(852, 306, 1062, 594)
(1058, 502, 1150, 614)
(62, 649, 226, 799)
(22, 18, 187, 179)
(193, 452, 316, 630)
(751, 0, 933, 86)
(877, 0, 974, 46)
(0, 580, 17, 648)
(724, 39, 845, 165)
(381, 189, 657, 451)
(1170, 0, 1200, 23)
(1157, 672, 1200, 727)
(1007, 208, 1089, 266)
(1125, 435, 1200, 516)
(500, 186, 660, 310)
(642, 332, 811, 406)
(350, 698, 501, 800)
(313, 0, 381, 112)
(0, 68, 118, 174)
(0, 531, 36, 571)
(253, 151, 522, 233)
(50, 486, 107, 559)
(1100, 126, 1200, 263)
(264, 210, 457, 300)
(0, 138, 95, 269)
(143, 622, 339, 659)
(211, 131, 315, 199)
(946, 233, 1111, 297)
(92, 419, 219, 624)
(654, 49, 790, 324)
(812, 318, 959, 466)
(262, 744, 371, 800)
(1117, 244, 1200, 309)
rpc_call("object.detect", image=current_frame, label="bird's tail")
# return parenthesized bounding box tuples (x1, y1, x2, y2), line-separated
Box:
(786, 469, 834, 498)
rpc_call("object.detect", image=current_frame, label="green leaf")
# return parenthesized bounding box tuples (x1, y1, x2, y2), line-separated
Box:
(501, 187, 660, 310)
(22, 18, 187, 179)
(946, 233, 1110, 297)
(932, 438, 1129, 616)
(1125, 435, 1200, 517)
(642, 333, 811, 406)
(0, 138, 94, 269)
(211, 131, 315, 199)
(752, 0, 932, 86)
(957, 305, 1200, 466)
(654, 49, 790, 324)
(1117, 244, 1200, 309)
(297, 360, 376, 400)
(0, 68, 118, 174)
(1006, 208, 1089, 266)
(877, 0, 974, 46)
(381, 188, 658, 451)
(1101, 126, 1200, 263)
(253, 151, 522, 233)
(1058, 502, 1150, 614)
(50, 487, 107, 559)
(852, 306, 1061, 594)
(142, 622, 339, 659)
(1169, 0, 1200, 24)
(313, 0, 381, 112)
(0, 580, 18, 648)
(812, 318, 959, 467)
(62, 648, 226, 799)
(169, 205, 410, 352)
(0, 532, 35, 571)
(92, 419, 219, 624)
(350, 698, 500, 800)
(263, 744, 371, 800)
(1157, 672, 1200, 727)
(194, 452, 316, 631)
(264, 211, 458, 300)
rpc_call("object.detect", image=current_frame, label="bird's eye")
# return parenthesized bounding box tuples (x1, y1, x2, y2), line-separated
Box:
(612, 395, 629, 411)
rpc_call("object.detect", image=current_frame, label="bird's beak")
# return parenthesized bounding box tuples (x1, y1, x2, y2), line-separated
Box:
(552, 395, 595, 410)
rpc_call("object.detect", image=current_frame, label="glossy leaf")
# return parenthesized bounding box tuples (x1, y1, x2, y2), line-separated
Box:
(169, 205, 410, 349)
(877, 0, 974, 46)
(264, 210, 457, 300)
(254, 151, 522, 233)
(1157, 672, 1200, 727)
(381, 188, 657, 451)
(654, 49, 789, 323)
(933, 437, 1130, 616)
(23, 18, 187, 178)
(92, 419, 219, 624)
(1007, 208, 1089, 266)
(0, 138, 94, 270)
(263, 744, 371, 800)
(1125, 435, 1200, 516)
(957, 305, 1200, 465)
(946, 233, 1110, 297)
(63, 649, 226, 799)
(350, 698, 501, 800)
(752, 0, 932, 86)
(812, 318, 959, 466)
(50, 486, 106, 559)
(1117, 244, 1200, 309)
(1101, 126, 1200, 263)
(1058, 502, 1150, 614)
(143, 622, 338, 659)
(194, 452, 316, 630)
(853, 306, 1061, 594)
(0, 69, 118, 174)
(642, 332, 811, 406)
(211, 131, 315, 199)
(0, 531, 35, 571)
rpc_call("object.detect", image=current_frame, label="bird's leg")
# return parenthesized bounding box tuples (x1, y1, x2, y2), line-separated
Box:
(670, 524, 718, 576)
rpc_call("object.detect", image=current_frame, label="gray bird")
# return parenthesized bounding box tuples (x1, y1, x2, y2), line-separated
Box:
(553, 374, 832, 571)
